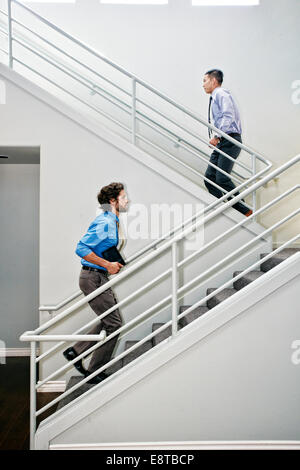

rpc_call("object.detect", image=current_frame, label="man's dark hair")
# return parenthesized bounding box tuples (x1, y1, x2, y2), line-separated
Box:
(205, 69, 223, 85)
(97, 182, 124, 210)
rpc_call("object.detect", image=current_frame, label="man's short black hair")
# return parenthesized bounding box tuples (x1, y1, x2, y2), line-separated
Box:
(205, 69, 223, 85)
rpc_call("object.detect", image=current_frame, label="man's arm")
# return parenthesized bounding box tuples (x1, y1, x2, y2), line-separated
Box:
(217, 93, 235, 134)
(83, 252, 123, 275)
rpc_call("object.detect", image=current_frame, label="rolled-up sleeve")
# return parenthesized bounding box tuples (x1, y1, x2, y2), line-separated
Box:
(75, 219, 108, 258)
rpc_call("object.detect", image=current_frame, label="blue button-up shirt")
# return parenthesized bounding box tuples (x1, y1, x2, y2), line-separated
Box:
(75, 211, 119, 271)
(211, 87, 242, 136)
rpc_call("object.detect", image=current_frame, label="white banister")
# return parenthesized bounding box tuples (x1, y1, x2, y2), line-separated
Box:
(171, 241, 178, 338)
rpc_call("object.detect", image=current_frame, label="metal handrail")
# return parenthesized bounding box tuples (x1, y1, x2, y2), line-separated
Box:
(21, 156, 299, 446)
(7, 0, 270, 163)
(5, 0, 271, 163)
(1, 14, 261, 202)
(12, 35, 245, 189)
(32, 185, 300, 390)
(21, 155, 299, 340)
(5, 16, 254, 184)
(36, 184, 298, 366)
(8, 10, 252, 183)
(39, 161, 270, 313)
(30, 231, 300, 419)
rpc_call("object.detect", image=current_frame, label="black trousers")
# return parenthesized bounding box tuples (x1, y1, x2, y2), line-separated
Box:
(73, 268, 123, 374)
(204, 134, 250, 215)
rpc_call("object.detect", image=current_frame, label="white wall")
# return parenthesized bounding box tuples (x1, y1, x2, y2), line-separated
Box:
(0, 0, 298, 242)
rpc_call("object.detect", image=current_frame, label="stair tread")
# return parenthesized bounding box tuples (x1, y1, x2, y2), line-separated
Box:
(207, 287, 237, 309)
(233, 270, 265, 290)
(123, 340, 153, 367)
(152, 323, 172, 346)
(233, 270, 264, 279)
(260, 248, 299, 272)
(179, 305, 209, 328)
(105, 358, 123, 375)
(261, 248, 299, 260)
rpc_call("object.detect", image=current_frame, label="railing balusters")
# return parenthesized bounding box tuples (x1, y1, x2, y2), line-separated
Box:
(172, 241, 178, 337)
(252, 154, 257, 219)
(7, 0, 13, 68)
(132, 78, 136, 145)
(30, 341, 37, 450)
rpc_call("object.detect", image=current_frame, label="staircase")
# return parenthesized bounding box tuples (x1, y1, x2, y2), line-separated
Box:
(56, 247, 299, 411)
(1, 0, 298, 450)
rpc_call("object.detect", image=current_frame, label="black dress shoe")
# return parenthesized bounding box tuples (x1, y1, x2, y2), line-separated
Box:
(63, 347, 86, 376)
(85, 371, 108, 385)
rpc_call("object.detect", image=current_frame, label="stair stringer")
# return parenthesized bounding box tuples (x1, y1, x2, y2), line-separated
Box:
(35, 253, 300, 449)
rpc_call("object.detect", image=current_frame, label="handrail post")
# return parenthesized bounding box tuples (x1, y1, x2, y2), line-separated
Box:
(30, 341, 37, 450)
(252, 154, 257, 219)
(132, 77, 136, 145)
(7, 0, 13, 68)
(171, 241, 178, 337)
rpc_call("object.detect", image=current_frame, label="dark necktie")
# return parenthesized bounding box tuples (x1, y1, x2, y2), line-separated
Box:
(208, 95, 213, 139)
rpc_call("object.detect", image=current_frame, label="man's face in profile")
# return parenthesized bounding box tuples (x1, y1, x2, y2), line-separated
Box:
(203, 74, 215, 94)
(117, 189, 129, 213)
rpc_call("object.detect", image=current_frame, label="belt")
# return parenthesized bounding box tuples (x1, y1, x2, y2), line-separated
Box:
(226, 133, 241, 138)
(82, 266, 107, 274)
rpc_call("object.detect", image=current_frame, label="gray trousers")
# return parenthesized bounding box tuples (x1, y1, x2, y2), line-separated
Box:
(73, 268, 123, 374)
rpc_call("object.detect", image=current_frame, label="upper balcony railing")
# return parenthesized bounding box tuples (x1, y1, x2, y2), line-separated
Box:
(0, 1, 271, 186)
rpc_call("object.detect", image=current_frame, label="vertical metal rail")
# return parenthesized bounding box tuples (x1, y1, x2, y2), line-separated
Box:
(171, 241, 178, 337)
(7, 0, 13, 68)
(132, 78, 136, 145)
(252, 154, 257, 218)
(30, 341, 37, 450)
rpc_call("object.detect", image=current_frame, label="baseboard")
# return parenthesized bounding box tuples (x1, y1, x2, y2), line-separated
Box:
(37, 381, 66, 393)
(50, 441, 300, 450)
(0, 348, 40, 357)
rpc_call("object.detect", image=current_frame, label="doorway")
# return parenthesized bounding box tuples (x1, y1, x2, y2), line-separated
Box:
(0, 146, 40, 354)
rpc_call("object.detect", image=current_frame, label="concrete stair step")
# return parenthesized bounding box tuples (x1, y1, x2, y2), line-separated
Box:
(260, 248, 299, 272)
(233, 270, 265, 291)
(152, 323, 172, 347)
(122, 340, 153, 367)
(179, 305, 209, 328)
(206, 287, 237, 309)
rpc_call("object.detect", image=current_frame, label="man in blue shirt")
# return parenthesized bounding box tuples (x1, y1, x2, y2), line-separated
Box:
(63, 182, 128, 384)
(203, 69, 252, 216)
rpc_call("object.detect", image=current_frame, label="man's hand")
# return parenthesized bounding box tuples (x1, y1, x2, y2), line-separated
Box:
(106, 262, 124, 275)
(209, 137, 220, 147)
